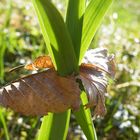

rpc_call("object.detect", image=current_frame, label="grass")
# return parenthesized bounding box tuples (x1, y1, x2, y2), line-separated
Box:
(0, 108, 10, 140)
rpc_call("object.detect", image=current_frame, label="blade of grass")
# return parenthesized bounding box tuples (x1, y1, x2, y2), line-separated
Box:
(66, 1, 97, 139)
(79, 0, 113, 63)
(0, 108, 10, 140)
(66, 0, 85, 60)
(74, 92, 97, 140)
(37, 114, 53, 140)
(0, 35, 6, 82)
(37, 111, 71, 140)
(32, 1, 78, 140)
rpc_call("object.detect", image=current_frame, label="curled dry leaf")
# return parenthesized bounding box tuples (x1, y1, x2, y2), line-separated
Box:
(0, 48, 115, 117)
(79, 66, 107, 116)
(82, 48, 115, 78)
(0, 68, 80, 116)
(80, 48, 115, 116)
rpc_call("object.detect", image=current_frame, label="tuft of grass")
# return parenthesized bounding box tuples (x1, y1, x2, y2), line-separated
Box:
(32, 0, 113, 139)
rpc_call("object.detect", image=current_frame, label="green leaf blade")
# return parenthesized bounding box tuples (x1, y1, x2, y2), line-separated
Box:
(0, 108, 10, 140)
(74, 92, 97, 140)
(37, 111, 71, 140)
(66, 0, 85, 60)
(80, 0, 113, 63)
(32, 0, 78, 75)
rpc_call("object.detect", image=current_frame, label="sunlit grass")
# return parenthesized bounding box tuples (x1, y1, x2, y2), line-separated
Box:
(0, 108, 10, 140)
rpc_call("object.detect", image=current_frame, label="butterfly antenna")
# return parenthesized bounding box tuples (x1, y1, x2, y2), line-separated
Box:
(9, 65, 25, 73)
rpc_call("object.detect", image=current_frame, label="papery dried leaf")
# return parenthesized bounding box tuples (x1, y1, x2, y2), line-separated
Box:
(0, 68, 80, 116)
(80, 63, 109, 74)
(79, 48, 115, 117)
(82, 48, 115, 77)
(79, 66, 107, 116)
(25, 56, 54, 70)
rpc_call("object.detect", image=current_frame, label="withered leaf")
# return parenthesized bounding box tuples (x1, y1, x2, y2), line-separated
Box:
(0, 68, 80, 116)
(79, 48, 115, 116)
(82, 48, 115, 78)
(79, 66, 107, 116)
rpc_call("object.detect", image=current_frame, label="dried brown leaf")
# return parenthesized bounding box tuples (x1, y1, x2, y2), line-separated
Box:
(82, 48, 115, 77)
(79, 66, 107, 116)
(0, 68, 80, 116)
(78, 48, 115, 117)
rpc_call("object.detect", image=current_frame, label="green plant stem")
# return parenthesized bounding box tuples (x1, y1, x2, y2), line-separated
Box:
(0, 108, 10, 140)
(38, 111, 71, 140)
(74, 92, 97, 140)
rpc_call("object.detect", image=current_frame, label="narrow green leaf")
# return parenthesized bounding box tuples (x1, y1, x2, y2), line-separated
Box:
(37, 114, 53, 140)
(32, 0, 78, 75)
(79, 0, 113, 63)
(37, 111, 71, 140)
(0, 36, 6, 81)
(66, 0, 85, 60)
(74, 92, 97, 140)
(0, 108, 10, 140)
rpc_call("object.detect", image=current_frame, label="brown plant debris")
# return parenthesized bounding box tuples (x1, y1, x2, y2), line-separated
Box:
(0, 48, 115, 116)
(80, 48, 115, 116)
